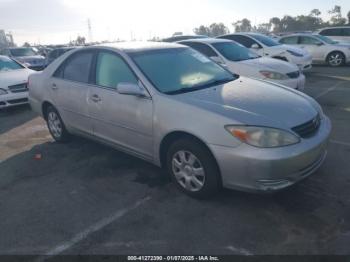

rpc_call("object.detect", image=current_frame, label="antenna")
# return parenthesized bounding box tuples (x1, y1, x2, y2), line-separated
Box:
(88, 18, 93, 43)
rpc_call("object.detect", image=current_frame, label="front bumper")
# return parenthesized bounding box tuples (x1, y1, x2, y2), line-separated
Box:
(274, 74, 306, 91)
(0, 92, 29, 109)
(209, 116, 331, 193)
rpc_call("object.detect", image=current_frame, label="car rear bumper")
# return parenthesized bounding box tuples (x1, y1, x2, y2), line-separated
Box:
(209, 116, 331, 193)
(0, 92, 29, 109)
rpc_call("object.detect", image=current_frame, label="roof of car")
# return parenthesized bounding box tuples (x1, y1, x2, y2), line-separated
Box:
(280, 33, 319, 38)
(96, 41, 185, 53)
(178, 38, 232, 44)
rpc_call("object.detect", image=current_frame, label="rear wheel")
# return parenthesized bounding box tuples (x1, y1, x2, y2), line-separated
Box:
(45, 106, 70, 143)
(327, 52, 345, 67)
(166, 138, 221, 199)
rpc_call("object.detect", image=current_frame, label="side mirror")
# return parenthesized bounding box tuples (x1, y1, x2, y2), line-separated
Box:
(251, 43, 261, 49)
(316, 42, 324, 46)
(117, 82, 148, 97)
(210, 56, 225, 65)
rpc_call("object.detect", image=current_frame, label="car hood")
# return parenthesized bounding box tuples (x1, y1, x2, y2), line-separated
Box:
(0, 69, 34, 89)
(177, 77, 317, 129)
(236, 57, 299, 74)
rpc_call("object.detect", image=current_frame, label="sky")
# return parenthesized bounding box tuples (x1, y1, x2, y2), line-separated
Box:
(0, 0, 349, 45)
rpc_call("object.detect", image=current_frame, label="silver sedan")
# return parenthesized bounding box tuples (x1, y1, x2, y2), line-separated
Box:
(28, 42, 331, 198)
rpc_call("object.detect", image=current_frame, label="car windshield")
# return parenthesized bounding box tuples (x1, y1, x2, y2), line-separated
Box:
(10, 48, 37, 57)
(130, 48, 236, 95)
(212, 42, 260, 62)
(314, 35, 337, 44)
(0, 56, 24, 71)
(249, 34, 282, 47)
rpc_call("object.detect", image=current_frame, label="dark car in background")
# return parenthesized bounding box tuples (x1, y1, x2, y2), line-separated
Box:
(0, 47, 46, 71)
(46, 47, 79, 65)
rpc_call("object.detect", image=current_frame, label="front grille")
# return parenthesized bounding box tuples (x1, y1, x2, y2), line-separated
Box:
(287, 71, 300, 79)
(292, 114, 321, 138)
(8, 83, 28, 93)
(7, 98, 28, 104)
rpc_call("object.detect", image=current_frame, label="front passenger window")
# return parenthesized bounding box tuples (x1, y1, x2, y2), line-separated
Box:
(96, 52, 138, 89)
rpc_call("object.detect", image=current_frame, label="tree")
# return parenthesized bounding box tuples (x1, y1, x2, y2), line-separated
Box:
(22, 42, 31, 47)
(194, 25, 211, 36)
(310, 9, 321, 17)
(328, 5, 347, 25)
(209, 23, 229, 36)
(194, 23, 229, 37)
(270, 17, 281, 32)
(347, 11, 350, 24)
(256, 23, 272, 34)
(233, 18, 252, 32)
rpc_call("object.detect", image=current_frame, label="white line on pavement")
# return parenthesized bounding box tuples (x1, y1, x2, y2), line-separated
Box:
(330, 140, 350, 147)
(36, 196, 151, 261)
(315, 81, 345, 99)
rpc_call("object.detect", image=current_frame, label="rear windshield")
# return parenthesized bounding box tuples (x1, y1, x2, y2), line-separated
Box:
(0, 56, 24, 71)
(10, 48, 37, 57)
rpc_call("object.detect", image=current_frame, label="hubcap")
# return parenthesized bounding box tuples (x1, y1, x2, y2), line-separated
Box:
(48, 112, 62, 138)
(172, 151, 205, 192)
(329, 54, 343, 66)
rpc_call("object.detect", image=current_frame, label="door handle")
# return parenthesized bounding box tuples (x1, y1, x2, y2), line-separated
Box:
(52, 83, 58, 90)
(91, 94, 101, 103)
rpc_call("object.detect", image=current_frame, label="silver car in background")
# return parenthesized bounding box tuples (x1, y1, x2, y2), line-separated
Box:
(29, 43, 331, 198)
(279, 34, 350, 67)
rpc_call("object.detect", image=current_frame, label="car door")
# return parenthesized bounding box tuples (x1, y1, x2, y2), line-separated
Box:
(279, 36, 299, 48)
(88, 50, 153, 159)
(50, 50, 94, 134)
(298, 36, 325, 61)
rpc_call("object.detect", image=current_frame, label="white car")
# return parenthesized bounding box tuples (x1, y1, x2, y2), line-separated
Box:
(317, 27, 350, 44)
(279, 34, 350, 67)
(0, 56, 35, 108)
(179, 38, 305, 90)
(217, 33, 313, 71)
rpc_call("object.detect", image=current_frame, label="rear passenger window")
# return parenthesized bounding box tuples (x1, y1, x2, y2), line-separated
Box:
(280, 36, 299, 44)
(343, 28, 350, 36)
(54, 52, 93, 83)
(221, 35, 258, 48)
(95, 52, 138, 89)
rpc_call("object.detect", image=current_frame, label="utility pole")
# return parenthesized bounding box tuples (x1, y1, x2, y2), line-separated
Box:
(88, 18, 93, 43)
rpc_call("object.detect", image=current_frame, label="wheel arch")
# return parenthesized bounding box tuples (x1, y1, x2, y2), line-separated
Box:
(159, 131, 221, 181)
(41, 101, 55, 120)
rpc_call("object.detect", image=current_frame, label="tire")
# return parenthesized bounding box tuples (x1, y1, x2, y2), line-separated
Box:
(327, 52, 345, 67)
(166, 138, 221, 199)
(45, 105, 70, 143)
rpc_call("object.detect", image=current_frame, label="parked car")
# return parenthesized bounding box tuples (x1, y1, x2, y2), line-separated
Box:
(279, 34, 350, 67)
(217, 33, 313, 71)
(162, 35, 208, 42)
(179, 38, 305, 90)
(0, 56, 35, 109)
(0, 47, 46, 71)
(29, 42, 331, 198)
(317, 27, 350, 43)
(46, 47, 79, 66)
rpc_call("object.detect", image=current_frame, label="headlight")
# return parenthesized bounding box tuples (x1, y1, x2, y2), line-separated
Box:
(260, 71, 289, 80)
(225, 126, 300, 148)
(0, 88, 8, 95)
(287, 50, 304, 57)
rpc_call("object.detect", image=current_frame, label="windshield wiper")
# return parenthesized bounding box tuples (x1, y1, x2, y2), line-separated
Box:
(165, 77, 236, 95)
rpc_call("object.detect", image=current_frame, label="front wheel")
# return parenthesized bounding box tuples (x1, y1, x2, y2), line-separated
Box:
(46, 106, 70, 143)
(166, 138, 221, 199)
(327, 52, 345, 67)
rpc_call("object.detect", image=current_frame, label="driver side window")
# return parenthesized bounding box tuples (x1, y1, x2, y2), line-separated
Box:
(95, 52, 138, 89)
